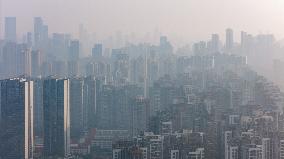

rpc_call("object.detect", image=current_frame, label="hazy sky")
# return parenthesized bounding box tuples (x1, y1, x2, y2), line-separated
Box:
(2, 0, 284, 43)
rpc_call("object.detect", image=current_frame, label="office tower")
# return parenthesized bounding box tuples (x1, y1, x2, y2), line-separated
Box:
(226, 28, 234, 51)
(97, 85, 114, 129)
(34, 17, 43, 48)
(34, 79, 44, 138)
(69, 40, 80, 60)
(16, 44, 31, 76)
(67, 61, 79, 77)
(0, 79, 34, 159)
(51, 33, 70, 60)
(41, 61, 52, 77)
(2, 42, 17, 77)
(131, 96, 150, 137)
(193, 41, 207, 55)
(111, 49, 130, 85)
(159, 36, 173, 55)
(70, 78, 84, 139)
(83, 76, 97, 129)
(86, 62, 95, 77)
(34, 17, 49, 49)
(27, 32, 33, 48)
(31, 50, 41, 77)
(211, 34, 220, 53)
(5, 17, 16, 42)
(92, 43, 103, 58)
(43, 79, 70, 158)
(52, 61, 67, 77)
(205, 122, 218, 159)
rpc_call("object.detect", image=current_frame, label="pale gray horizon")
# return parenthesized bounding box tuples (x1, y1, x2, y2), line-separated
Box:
(1, 0, 284, 43)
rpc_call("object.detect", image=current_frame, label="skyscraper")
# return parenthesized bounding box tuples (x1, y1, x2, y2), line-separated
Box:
(131, 96, 149, 137)
(16, 44, 31, 76)
(69, 40, 80, 60)
(226, 28, 234, 51)
(34, 17, 49, 49)
(43, 79, 70, 158)
(31, 50, 41, 77)
(211, 34, 220, 53)
(34, 17, 43, 48)
(70, 78, 84, 139)
(0, 79, 34, 159)
(2, 42, 17, 77)
(5, 17, 16, 42)
(92, 43, 103, 58)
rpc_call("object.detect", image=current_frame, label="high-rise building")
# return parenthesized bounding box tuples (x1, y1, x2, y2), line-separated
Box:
(31, 50, 41, 77)
(226, 28, 234, 51)
(224, 131, 233, 159)
(26, 32, 33, 48)
(16, 44, 31, 76)
(262, 138, 273, 159)
(111, 50, 130, 85)
(92, 43, 103, 58)
(33, 79, 44, 138)
(211, 34, 220, 53)
(83, 76, 97, 129)
(34, 17, 49, 49)
(67, 61, 79, 77)
(69, 40, 80, 60)
(43, 79, 70, 158)
(131, 96, 150, 137)
(0, 79, 34, 159)
(2, 42, 17, 77)
(34, 17, 43, 48)
(205, 121, 218, 159)
(5, 17, 16, 42)
(70, 78, 84, 139)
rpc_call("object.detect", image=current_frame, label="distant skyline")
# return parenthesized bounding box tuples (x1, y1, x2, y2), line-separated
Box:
(2, 0, 284, 43)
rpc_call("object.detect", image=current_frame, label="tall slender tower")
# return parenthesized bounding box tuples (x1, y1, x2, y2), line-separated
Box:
(5, 17, 16, 42)
(43, 79, 70, 158)
(0, 79, 34, 159)
(225, 28, 234, 52)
